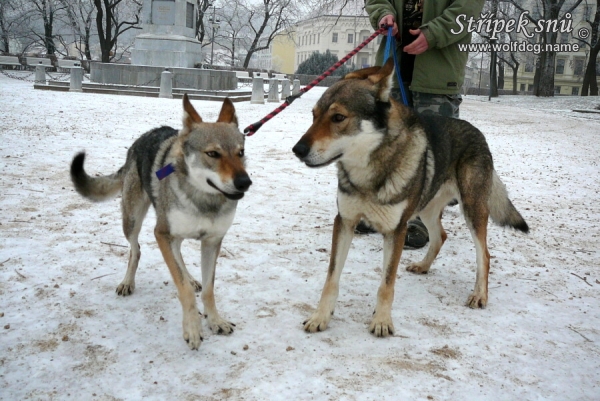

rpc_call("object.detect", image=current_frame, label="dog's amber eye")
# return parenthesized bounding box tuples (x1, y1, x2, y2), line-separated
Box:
(206, 151, 220, 158)
(238, 149, 244, 157)
(332, 114, 346, 123)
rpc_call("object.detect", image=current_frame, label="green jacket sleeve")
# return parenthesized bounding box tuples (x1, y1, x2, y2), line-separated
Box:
(365, 0, 398, 31)
(421, 0, 485, 49)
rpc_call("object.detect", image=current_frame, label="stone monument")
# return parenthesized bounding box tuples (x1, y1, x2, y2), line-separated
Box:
(131, 0, 203, 68)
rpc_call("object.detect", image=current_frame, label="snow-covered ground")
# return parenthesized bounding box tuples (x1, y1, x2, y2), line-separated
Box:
(1, 72, 599, 400)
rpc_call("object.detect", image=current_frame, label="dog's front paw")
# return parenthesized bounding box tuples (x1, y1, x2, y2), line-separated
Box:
(369, 314, 395, 337)
(406, 262, 430, 274)
(116, 282, 135, 296)
(303, 311, 331, 333)
(206, 315, 235, 335)
(182, 313, 204, 350)
(466, 291, 488, 309)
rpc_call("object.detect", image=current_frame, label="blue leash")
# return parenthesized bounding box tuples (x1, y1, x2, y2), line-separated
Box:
(383, 26, 409, 106)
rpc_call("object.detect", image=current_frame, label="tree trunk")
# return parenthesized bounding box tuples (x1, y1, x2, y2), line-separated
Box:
(84, 22, 92, 61)
(94, 0, 113, 63)
(43, 2, 56, 55)
(497, 61, 504, 90)
(512, 63, 519, 95)
(581, 47, 599, 96)
(537, 51, 556, 97)
(0, 3, 9, 53)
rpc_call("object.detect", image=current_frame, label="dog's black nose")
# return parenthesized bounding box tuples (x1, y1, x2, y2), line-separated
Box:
(292, 141, 310, 159)
(234, 174, 252, 191)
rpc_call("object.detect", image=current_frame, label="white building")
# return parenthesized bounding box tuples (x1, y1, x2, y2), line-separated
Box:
(294, 14, 381, 72)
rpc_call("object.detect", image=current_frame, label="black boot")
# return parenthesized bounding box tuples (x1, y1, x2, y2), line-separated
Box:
(405, 219, 428, 249)
(354, 220, 377, 234)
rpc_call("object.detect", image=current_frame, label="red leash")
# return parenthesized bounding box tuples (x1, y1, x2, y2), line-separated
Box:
(243, 27, 387, 136)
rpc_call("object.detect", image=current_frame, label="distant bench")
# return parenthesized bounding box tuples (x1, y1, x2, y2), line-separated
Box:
(0, 55, 22, 69)
(25, 57, 53, 68)
(57, 60, 82, 69)
(235, 71, 289, 85)
(235, 71, 251, 83)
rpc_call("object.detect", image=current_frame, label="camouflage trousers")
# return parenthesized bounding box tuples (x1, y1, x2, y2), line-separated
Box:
(391, 87, 462, 119)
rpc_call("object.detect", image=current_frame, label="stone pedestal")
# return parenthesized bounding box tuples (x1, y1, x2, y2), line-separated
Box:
(69, 67, 83, 92)
(131, 0, 203, 68)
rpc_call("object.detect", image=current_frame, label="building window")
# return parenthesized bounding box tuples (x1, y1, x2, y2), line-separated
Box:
(520, 83, 526, 91)
(528, 84, 534, 91)
(332, 33, 338, 43)
(574, 58, 584, 76)
(555, 59, 565, 75)
(524, 61, 534, 73)
(186, 2, 194, 29)
(571, 86, 579, 95)
(560, 32, 569, 43)
(554, 86, 561, 94)
(348, 33, 354, 44)
(361, 57, 368, 68)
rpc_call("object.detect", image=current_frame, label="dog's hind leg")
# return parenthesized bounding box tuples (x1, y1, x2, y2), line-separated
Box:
(407, 211, 446, 274)
(304, 214, 354, 333)
(155, 229, 203, 350)
(370, 218, 408, 337)
(200, 236, 235, 335)
(460, 170, 492, 309)
(463, 209, 490, 309)
(116, 173, 151, 296)
(406, 183, 458, 274)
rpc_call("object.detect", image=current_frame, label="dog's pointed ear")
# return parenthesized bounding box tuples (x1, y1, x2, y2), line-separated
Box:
(182, 94, 203, 129)
(343, 65, 381, 80)
(216, 98, 238, 126)
(368, 58, 395, 102)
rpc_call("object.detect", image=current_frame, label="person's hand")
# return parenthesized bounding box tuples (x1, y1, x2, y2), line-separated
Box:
(379, 15, 398, 37)
(403, 29, 429, 55)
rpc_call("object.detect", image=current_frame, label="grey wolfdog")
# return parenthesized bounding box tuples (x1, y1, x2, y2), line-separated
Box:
(292, 59, 528, 337)
(70, 95, 251, 350)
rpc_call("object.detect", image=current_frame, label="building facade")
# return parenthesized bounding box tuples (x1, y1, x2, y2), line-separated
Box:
(294, 14, 381, 73)
(507, 1, 597, 95)
(271, 30, 297, 74)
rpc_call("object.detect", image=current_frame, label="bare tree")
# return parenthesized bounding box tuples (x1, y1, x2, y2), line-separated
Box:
(241, 0, 298, 68)
(509, 0, 583, 97)
(214, 2, 250, 66)
(58, 0, 94, 60)
(578, 0, 599, 95)
(93, 0, 142, 63)
(301, 0, 353, 18)
(195, 0, 212, 45)
(15, 0, 70, 56)
(0, 0, 15, 53)
(494, 1, 527, 94)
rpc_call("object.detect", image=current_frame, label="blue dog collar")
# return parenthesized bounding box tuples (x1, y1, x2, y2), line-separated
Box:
(155, 163, 175, 180)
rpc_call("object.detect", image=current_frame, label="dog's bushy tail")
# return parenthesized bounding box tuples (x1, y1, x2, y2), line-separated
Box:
(488, 171, 529, 233)
(70, 152, 124, 202)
